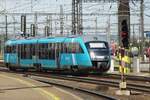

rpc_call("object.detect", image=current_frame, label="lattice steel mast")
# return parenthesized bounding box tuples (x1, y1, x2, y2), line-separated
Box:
(72, 0, 83, 35)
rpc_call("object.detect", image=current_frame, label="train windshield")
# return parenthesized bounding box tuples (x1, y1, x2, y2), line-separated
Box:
(86, 42, 109, 56)
(89, 43, 107, 49)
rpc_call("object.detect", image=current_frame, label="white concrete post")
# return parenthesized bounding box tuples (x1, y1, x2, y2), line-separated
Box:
(144, 55, 147, 61)
(109, 59, 114, 72)
(133, 57, 140, 73)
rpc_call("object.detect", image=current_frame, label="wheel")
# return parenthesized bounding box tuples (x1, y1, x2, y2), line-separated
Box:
(71, 66, 79, 72)
(100, 62, 110, 72)
(22, 68, 28, 72)
(42, 69, 48, 72)
(36, 64, 42, 72)
(8, 66, 16, 71)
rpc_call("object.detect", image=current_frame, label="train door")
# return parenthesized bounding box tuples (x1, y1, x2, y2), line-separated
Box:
(31, 44, 37, 64)
(55, 43, 61, 69)
(17, 44, 20, 65)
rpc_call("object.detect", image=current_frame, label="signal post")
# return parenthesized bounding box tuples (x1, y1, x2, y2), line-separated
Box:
(118, 0, 130, 48)
(116, 0, 130, 95)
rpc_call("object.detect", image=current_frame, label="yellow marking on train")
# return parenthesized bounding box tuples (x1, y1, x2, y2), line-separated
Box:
(0, 74, 60, 100)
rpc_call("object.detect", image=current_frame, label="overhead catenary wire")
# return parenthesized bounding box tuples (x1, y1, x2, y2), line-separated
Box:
(0, 0, 150, 36)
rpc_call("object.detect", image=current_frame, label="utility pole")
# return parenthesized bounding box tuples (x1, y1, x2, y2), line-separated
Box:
(46, 15, 53, 36)
(132, 24, 135, 44)
(78, 0, 83, 34)
(55, 21, 57, 34)
(140, 0, 144, 59)
(34, 13, 38, 36)
(107, 15, 111, 44)
(95, 17, 97, 35)
(50, 15, 53, 35)
(13, 16, 16, 35)
(60, 5, 64, 35)
(46, 16, 49, 28)
(72, 0, 82, 35)
(66, 15, 69, 34)
(31, 0, 33, 12)
(45, 16, 51, 37)
(72, 0, 75, 35)
(5, 15, 8, 41)
(45, 26, 50, 37)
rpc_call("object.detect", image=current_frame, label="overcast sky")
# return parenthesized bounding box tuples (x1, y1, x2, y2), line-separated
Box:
(0, 0, 150, 38)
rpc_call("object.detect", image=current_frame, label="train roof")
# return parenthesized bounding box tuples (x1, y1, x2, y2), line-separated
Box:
(5, 38, 38, 45)
(5, 36, 83, 45)
(5, 35, 108, 45)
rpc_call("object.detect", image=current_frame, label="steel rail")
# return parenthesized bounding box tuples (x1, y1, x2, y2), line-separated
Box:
(30, 75, 118, 100)
(0, 66, 149, 93)
(90, 73, 150, 82)
(27, 73, 150, 93)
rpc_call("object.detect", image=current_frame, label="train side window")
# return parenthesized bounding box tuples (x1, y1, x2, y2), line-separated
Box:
(39, 44, 41, 59)
(56, 43, 61, 53)
(26, 44, 32, 59)
(68, 43, 72, 53)
(20, 44, 28, 59)
(10, 46, 12, 53)
(45, 43, 48, 59)
(23, 44, 26, 59)
(52, 43, 55, 59)
(76, 43, 84, 53)
(12, 45, 16, 53)
(20, 45, 22, 58)
(39, 43, 43, 59)
(54, 43, 58, 58)
(24, 44, 27, 59)
(61, 43, 64, 53)
(39, 43, 48, 59)
(22, 44, 25, 59)
(5, 46, 7, 53)
(20, 44, 24, 59)
(71, 43, 76, 53)
(4, 46, 6, 53)
(71, 43, 83, 53)
(9, 46, 11, 53)
(25, 44, 28, 59)
(62, 43, 83, 53)
(61, 43, 67, 53)
(31, 44, 35, 56)
(48, 43, 51, 59)
(5, 46, 10, 53)
(8, 46, 11, 53)
(5, 45, 16, 53)
(18, 44, 21, 57)
(48, 43, 55, 59)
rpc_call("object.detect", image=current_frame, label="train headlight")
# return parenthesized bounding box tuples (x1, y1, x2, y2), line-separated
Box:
(90, 52, 95, 58)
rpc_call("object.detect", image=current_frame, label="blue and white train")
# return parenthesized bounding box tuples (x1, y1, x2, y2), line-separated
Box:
(4, 36, 111, 73)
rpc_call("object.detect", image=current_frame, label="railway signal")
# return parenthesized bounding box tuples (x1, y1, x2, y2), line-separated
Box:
(121, 20, 129, 49)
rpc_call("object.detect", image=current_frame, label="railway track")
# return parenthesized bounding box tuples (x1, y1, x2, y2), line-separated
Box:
(0, 67, 118, 100)
(91, 73, 150, 82)
(0, 66, 150, 93)
(26, 72, 150, 93)
(31, 76, 118, 100)
(0, 63, 149, 82)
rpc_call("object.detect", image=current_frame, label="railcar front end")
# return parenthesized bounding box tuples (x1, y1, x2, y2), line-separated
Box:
(85, 41, 111, 72)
